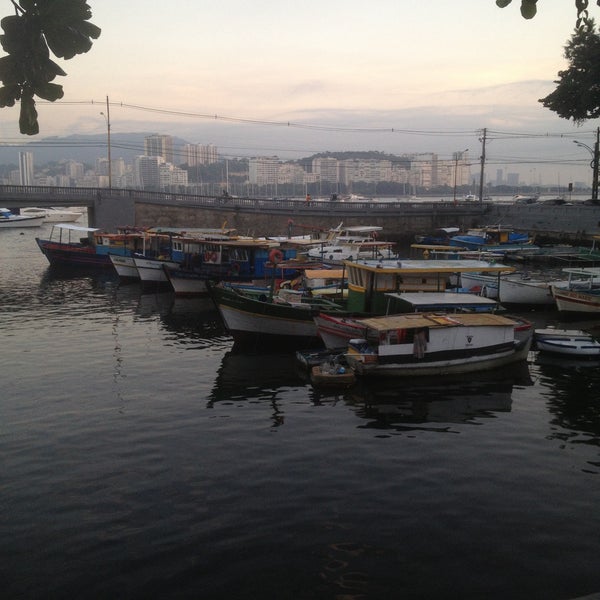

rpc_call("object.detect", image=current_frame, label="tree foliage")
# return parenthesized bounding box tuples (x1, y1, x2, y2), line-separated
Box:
(538, 21, 600, 123)
(496, 0, 600, 28)
(0, 0, 100, 135)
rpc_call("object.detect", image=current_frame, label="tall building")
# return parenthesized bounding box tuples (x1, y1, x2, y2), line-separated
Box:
(249, 157, 280, 185)
(184, 143, 218, 166)
(135, 155, 163, 189)
(144, 134, 174, 164)
(19, 151, 34, 185)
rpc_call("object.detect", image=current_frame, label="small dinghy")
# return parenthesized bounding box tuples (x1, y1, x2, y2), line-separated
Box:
(534, 328, 600, 358)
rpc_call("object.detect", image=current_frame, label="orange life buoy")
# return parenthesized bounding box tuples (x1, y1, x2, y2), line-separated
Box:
(371, 230, 378, 239)
(269, 249, 284, 264)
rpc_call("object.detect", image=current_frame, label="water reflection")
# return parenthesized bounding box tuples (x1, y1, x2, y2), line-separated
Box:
(535, 357, 600, 451)
(209, 350, 306, 426)
(345, 361, 533, 430)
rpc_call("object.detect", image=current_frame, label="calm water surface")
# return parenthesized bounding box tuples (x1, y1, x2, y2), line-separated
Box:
(2, 224, 600, 600)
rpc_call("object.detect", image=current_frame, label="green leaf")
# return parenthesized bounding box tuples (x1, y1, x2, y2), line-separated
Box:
(33, 81, 64, 102)
(520, 0, 538, 19)
(0, 84, 21, 107)
(19, 94, 39, 135)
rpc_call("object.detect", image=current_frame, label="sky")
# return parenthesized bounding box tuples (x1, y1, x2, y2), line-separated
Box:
(1, 0, 600, 186)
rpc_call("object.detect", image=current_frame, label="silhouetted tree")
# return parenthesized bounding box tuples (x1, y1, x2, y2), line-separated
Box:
(0, 1, 100, 135)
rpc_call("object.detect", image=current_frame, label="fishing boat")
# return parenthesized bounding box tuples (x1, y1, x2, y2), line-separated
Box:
(534, 328, 600, 357)
(449, 225, 536, 254)
(344, 312, 532, 378)
(414, 227, 460, 246)
(315, 292, 530, 351)
(36, 224, 157, 269)
(20, 206, 83, 223)
(550, 267, 600, 314)
(207, 280, 348, 348)
(0, 207, 44, 228)
(342, 257, 516, 314)
(163, 236, 297, 296)
(309, 362, 355, 388)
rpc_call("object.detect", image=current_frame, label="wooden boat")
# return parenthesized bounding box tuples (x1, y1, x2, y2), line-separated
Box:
(344, 312, 532, 378)
(163, 237, 300, 296)
(343, 257, 516, 314)
(310, 363, 355, 388)
(36, 224, 162, 270)
(449, 225, 536, 254)
(460, 270, 570, 305)
(0, 207, 43, 228)
(207, 280, 348, 348)
(550, 267, 600, 314)
(534, 328, 600, 357)
(315, 294, 531, 351)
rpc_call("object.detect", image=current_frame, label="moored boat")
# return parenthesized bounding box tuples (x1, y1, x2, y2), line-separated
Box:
(550, 267, 600, 314)
(534, 328, 600, 357)
(20, 206, 83, 223)
(207, 280, 348, 348)
(0, 207, 44, 228)
(344, 312, 532, 378)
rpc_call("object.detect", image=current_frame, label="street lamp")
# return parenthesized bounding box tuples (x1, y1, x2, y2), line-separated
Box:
(453, 149, 468, 203)
(574, 128, 599, 201)
(100, 95, 112, 190)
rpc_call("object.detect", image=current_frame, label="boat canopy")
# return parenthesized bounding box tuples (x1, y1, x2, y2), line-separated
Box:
(52, 223, 98, 232)
(356, 312, 517, 332)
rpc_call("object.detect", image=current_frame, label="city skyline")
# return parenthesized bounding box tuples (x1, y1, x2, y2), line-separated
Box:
(5, 134, 587, 195)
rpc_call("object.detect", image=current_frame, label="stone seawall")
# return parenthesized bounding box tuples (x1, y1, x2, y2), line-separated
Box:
(134, 199, 600, 245)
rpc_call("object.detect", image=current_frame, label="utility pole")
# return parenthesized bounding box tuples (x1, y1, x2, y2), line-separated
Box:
(478, 128, 487, 204)
(593, 127, 599, 202)
(100, 96, 112, 190)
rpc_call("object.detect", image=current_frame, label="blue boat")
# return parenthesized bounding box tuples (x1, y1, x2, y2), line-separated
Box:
(449, 225, 536, 253)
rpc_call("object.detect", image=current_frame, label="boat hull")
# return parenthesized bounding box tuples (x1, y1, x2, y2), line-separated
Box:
(133, 256, 179, 286)
(551, 286, 600, 314)
(36, 238, 112, 268)
(0, 215, 44, 228)
(208, 282, 341, 348)
(109, 254, 139, 280)
(348, 340, 531, 377)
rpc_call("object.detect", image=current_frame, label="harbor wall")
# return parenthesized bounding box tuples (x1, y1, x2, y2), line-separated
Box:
(133, 200, 600, 245)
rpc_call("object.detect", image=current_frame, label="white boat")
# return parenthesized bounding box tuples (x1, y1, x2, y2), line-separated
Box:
(344, 312, 532, 378)
(315, 293, 530, 352)
(20, 207, 83, 223)
(0, 207, 44, 228)
(306, 224, 395, 264)
(109, 254, 139, 280)
(133, 255, 181, 286)
(534, 328, 600, 357)
(460, 271, 572, 306)
(550, 267, 600, 314)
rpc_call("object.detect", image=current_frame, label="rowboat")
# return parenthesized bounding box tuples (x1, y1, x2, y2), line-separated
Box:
(534, 328, 600, 357)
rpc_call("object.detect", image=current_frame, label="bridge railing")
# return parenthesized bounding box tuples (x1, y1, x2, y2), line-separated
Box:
(0, 184, 488, 215)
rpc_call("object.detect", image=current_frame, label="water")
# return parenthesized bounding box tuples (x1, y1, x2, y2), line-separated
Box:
(2, 224, 600, 600)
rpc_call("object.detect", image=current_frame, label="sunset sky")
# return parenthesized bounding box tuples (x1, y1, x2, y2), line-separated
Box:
(1, 0, 599, 184)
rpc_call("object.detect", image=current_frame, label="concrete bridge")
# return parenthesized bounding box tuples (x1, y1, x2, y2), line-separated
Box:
(1, 185, 599, 243)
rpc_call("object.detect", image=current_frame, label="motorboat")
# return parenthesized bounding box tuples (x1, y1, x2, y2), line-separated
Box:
(0, 207, 44, 228)
(20, 206, 83, 223)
